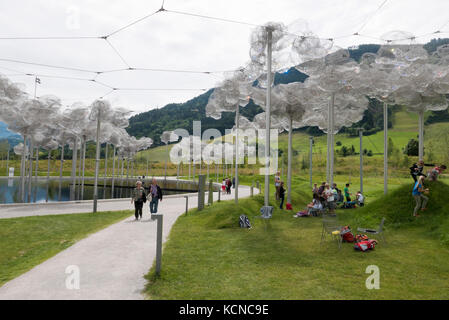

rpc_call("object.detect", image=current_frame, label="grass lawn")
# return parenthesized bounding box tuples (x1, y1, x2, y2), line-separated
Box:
(144, 178, 449, 299)
(0, 210, 132, 287)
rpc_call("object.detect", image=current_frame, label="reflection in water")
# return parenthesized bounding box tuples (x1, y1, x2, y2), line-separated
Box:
(0, 178, 133, 204)
(0, 178, 190, 204)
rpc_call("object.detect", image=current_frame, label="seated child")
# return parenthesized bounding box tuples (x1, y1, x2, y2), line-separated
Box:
(294, 194, 322, 217)
(356, 191, 365, 207)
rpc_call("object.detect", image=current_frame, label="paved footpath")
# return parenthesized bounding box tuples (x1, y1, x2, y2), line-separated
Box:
(0, 185, 257, 300)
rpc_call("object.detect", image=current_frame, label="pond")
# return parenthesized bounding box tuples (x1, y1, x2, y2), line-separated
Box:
(0, 178, 196, 204)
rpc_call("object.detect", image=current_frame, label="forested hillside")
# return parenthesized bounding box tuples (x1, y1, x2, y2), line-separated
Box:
(127, 38, 449, 147)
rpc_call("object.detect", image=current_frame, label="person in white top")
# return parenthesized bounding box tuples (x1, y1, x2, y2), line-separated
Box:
(356, 191, 365, 207)
(324, 183, 335, 213)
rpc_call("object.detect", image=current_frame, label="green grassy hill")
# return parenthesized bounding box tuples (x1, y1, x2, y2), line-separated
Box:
(342, 180, 449, 246)
(144, 177, 449, 299)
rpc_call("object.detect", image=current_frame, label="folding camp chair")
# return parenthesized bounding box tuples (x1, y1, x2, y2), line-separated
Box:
(320, 214, 342, 248)
(357, 218, 386, 243)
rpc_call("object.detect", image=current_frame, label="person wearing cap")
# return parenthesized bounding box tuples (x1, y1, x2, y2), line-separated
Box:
(131, 181, 146, 220)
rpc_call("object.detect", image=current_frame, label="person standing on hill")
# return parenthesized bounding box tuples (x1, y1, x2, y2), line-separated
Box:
(148, 178, 163, 214)
(131, 181, 146, 220)
(412, 175, 429, 217)
(410, 160, 434, 182)
(274, 171, 281, 200)
(279, 181, 286, 209)
(344, 183, 351, 202)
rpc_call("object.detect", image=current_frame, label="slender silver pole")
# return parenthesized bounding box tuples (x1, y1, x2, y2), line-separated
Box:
(418, 110, 424, 160)
(70, 137, 78, 201)
(359, 128, 363, 194)
(111, 145, 116, 198)
(264, 28, 272, 207)
(326, 101, 331, 182)
(309, 136, 313, 187)
(33, 147, 38, 202)
(165, 143, 168, 180)
(81, 137, 86, 201)
(287, 117, 293, 204)
(93, 112, 101, 213)
(20, 135, 26, 202)
(384, 102, 388, 195)
(330, 92, 335, 186)
(77, 138, 82, 200)
(27, 139, 33, 203)
(103, 143, 108, 199)
(46, 150, 51, 202)
(6, 148, 9, 177)
(235, 103, 239, 204)
(58, 140, 64, 201)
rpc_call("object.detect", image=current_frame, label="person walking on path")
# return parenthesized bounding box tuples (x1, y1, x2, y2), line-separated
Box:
(131, 181, 146, 220)
(148, 178, 163, 214)
(412, 175, 429, 217)
(279, 181, 286, 209)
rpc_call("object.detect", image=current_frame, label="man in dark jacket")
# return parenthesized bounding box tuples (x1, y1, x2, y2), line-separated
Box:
(410, 160, 434, 182)
(148, 178, 163, 214)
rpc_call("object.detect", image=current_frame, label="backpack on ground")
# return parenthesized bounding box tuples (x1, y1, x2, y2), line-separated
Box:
(354, 239, 377, 251)
(340, 226, 355, 242)
(239, 214, 252, 229)
(356, 234, 369, 242)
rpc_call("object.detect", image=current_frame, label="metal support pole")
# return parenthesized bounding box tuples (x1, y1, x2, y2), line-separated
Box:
(46, 150, 51, 202)
(111, 145, 116, 198)
(77, 138, 82, 200)
(235, 103, 239, 204)
(330, 92, 335, 186)
(198, 174, 206, 211)
(164, 143, 168, 180)
(326, 101, 331, 183)
(264, 27, 272, 208)
(384, 102, 388, 195)
(103, 143, 108, 199)
(418, 110, 424, 160)
(150, 213, 163, 276)
(184, 195, 188, 214)
(81, 138, 86, 201)
(58, 140, 64, 201)
(309, 136, 313, 187)
(27, 139, 33, 203)
(6, 148, 9, 178)
(70, 137, 78, 201)
(287, 117, 293, 204)
(93, 112, 101, 213)
(359, 128, 363, 194)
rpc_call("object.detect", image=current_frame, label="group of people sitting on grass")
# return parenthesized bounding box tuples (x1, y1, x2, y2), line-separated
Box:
(409, 160, 446, 217)
(294, 181, 364, 217)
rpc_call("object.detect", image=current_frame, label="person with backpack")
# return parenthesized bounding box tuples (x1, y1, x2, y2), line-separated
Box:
(412, 175, 429, 217)
(226, 178, 232, 194)
(279, 181, 286, 209)
(131, 181, 146, 220)
(148, 178, 163, 214)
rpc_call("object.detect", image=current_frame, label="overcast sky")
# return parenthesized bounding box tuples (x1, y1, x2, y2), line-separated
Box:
(0, 0, 448, 115)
